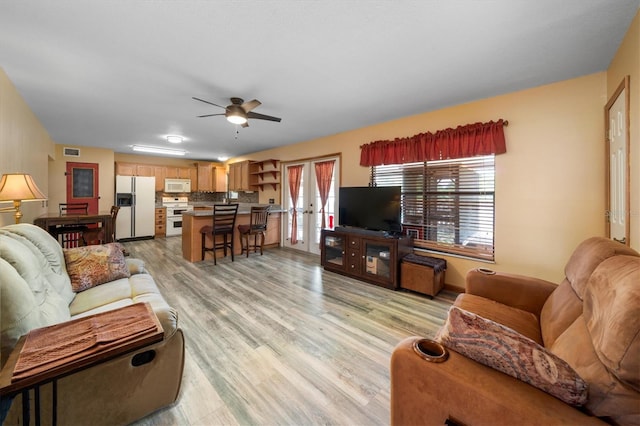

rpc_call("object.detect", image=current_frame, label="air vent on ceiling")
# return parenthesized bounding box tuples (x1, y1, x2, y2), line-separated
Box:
(63, 147, 80, 157)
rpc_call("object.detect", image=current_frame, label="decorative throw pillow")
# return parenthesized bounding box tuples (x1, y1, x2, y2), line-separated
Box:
(436, 306, 588, 406)
(64, 243, 130, 292)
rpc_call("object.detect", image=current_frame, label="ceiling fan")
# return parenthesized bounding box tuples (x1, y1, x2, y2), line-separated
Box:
(193, 96, 281, 128)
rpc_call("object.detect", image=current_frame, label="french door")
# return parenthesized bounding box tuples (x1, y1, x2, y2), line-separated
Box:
(282, 156, 340, 255)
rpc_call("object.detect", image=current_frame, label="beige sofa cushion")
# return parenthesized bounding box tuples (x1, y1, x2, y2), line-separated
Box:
(69, 273, 178, 339)
(0, 225, 75, 304)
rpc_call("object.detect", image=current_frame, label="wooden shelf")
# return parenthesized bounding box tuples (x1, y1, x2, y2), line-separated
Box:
(249, 159, 280, 191)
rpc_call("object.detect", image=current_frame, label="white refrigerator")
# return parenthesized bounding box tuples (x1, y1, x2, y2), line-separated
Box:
(115, 176, 156, 240)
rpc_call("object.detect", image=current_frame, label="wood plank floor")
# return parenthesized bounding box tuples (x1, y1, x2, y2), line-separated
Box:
(125, 236, 456, 426)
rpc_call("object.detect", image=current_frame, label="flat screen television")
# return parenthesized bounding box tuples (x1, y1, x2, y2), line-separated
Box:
(338, 186, 402, 233)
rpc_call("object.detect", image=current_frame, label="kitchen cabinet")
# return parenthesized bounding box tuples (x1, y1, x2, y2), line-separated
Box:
(165, 167, 179, 179)
(155, 207, 166, 237)
(228, 160, 250, 191)
(196, 163, 227, 192)
(249, 159, 280, 191)
(115, 162, 137, 176)
(321, 228, 412, 290)
(196, 162, 213, 192)
(265, 212, 281, 246)
(136, 164, 154, 177)
(153, 167, 166, 191)
(115, 162, 196, 191)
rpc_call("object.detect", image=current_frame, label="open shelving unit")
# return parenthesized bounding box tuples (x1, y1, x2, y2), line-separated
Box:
(249, 159, 280, 191)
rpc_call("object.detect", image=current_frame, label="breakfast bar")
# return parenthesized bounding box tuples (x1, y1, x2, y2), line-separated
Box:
(181, 204, 282, 262)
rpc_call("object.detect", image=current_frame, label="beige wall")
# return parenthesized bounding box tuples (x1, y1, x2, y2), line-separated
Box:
(607, 10, 640, 252)
(0, 68, 55, 227)
(48, 145, 115, 212)
(239, 73, 608, 288)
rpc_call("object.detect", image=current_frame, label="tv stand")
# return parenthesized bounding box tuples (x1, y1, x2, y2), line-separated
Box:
(321, 228, 412, 290)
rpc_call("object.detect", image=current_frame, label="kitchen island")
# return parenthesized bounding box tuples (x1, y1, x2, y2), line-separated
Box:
(181, 204, 282, 262)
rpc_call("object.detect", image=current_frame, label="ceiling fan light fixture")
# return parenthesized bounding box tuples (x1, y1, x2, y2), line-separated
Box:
(226, 106, 247, 125)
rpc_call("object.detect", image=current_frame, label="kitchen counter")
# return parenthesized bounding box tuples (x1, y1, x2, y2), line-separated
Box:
(181, 206, 282, 262)
(185, 203, 285, 214)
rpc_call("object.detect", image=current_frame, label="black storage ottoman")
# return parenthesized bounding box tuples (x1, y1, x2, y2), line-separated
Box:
(400, 254, 446, 297)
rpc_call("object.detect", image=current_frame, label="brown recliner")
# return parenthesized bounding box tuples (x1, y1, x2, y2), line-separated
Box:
(391, 237, 640, 426)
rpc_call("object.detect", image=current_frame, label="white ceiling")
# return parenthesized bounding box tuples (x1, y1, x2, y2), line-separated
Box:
(1, 1, 638, 161)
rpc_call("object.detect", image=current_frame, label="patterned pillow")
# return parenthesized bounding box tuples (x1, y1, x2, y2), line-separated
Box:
(436, 306, 588, 406)
(64, 243, 130, 292)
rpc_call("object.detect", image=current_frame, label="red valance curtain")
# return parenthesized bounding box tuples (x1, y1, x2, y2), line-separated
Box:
(360, 119, 508, 167)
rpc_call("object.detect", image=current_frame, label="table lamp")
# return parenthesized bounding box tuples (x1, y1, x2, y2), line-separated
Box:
(0, 173, 47, 224)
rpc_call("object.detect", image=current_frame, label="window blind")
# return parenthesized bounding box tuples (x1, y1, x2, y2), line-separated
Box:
(373, 155, 495, 261)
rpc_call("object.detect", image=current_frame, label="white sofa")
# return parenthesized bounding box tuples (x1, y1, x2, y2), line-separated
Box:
(0, 223, 184, 425)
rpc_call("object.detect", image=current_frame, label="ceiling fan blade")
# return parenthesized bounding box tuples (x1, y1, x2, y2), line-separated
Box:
(241, 99, 261, 113)
(241, 121, 249, 128)
(247, 111, 281, 122)
(197, 113, 225, 118)
(192, 97, 227, 109)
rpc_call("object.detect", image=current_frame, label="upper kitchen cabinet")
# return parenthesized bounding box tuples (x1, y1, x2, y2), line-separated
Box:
(153, 166, 166, 191)
(115, 162, 137, 176)
(164, 166, 196, 181)
(228, 160, 250, 191)
(136, 164, 154, 177)
(196, 162, 228, 192)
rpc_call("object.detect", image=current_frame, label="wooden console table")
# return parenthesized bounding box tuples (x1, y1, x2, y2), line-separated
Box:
(0, 303, 163, 425)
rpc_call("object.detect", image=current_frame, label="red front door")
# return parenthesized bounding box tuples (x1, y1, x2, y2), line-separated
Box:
(66, 162, 99, 214)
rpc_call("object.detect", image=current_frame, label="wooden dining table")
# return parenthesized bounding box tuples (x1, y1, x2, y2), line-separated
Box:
(33, 211, 115, 244)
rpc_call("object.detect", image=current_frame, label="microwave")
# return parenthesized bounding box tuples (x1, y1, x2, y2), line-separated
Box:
(164, 178, 191, 193)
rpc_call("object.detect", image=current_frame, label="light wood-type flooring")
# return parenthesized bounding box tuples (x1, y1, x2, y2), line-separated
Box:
(126, 236, 456, 426)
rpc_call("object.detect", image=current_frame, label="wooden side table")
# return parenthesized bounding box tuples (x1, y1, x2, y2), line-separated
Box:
(0, 303, 163, 425)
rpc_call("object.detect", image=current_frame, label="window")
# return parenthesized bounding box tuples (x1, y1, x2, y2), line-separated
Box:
(373, 155, 495, 261)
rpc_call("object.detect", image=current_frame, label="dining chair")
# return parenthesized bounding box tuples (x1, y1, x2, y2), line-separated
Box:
(56, 203, 90, 248)
(200, 204, 239, 264)
(82, 206, 120, 246)
(238, 205, 270, 257)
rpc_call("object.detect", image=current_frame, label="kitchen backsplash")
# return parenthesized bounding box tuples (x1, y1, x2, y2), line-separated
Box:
(155, 191, 259, 204)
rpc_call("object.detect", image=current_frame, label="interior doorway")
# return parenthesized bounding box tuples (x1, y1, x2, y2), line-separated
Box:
(605, 76, 630, 245)
(282, 155, 340, 255)
(66, 162, 99, 214)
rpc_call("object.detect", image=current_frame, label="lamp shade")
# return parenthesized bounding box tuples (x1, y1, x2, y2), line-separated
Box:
(0, 173, 47, 202)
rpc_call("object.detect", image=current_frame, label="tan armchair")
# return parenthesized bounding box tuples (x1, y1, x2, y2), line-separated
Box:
(391, 237, 640, 426)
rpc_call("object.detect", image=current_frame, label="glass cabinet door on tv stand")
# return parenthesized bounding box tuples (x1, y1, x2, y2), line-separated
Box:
(322, 232, 346, 272)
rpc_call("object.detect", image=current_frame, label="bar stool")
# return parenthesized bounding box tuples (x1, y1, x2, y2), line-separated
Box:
(238, 206, 270, 257)
(200, 204, 239, 264)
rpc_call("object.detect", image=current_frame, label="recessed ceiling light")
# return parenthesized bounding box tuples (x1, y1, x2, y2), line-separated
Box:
(132, 145, 186, 156)
(166, 135, 183, 144)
